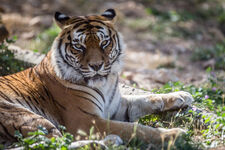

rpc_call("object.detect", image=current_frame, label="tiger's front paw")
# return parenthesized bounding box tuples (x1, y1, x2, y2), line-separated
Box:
(157, 127, 185, 146)
(163, 91, 193, 111)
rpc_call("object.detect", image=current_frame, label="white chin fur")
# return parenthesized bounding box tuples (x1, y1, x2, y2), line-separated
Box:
(87, 77, 107, 88)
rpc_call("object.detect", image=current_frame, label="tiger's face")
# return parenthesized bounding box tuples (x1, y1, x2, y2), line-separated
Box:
(51, 9, 125, 87)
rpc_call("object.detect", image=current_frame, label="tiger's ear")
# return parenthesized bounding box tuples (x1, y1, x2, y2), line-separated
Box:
(54, 11, 70, 28)
(101, 9, 117, 23)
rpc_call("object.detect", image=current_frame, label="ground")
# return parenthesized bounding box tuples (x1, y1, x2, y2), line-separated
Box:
(0, 0, 224, 149)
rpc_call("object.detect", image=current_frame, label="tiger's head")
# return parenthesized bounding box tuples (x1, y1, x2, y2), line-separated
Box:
(51, 9, 125, 87)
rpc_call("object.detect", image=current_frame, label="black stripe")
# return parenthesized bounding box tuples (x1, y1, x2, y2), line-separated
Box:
(28, 95, 39, 105)
(4, 84, 21, 96)
(43, 86, 51, 99)
(58, 39, 80, 71)
(39, 94, 47, 101)
(19, 92, 27, 104)
(110, 34, 122, 65)
(28, 68, 33, 80)
(0, 122, 14, 139)
(0, 76, 11, 82)
(77, 28, 87, 33)
(32, 105, 42, 115)
(72, 21, 88, 29)
(52, 98, 66, 110)
(76, 88, 104, 107)
(43, 86, 59, 109)
(97, 30, 105, 36)
(110, 111, 117, 120)
(77, 32, 84, 37)
(23, 99, 33, 111)
(38, 77, 66, 111)
(40, 108, 47, 117)
(9, 75, 27, 87)
(60, 82, 104, 108)
(78, 107, 98, 117)
(94, 25, 104, 29)
(93, 88, 105, 103)
(125, 107, 130, 122)
(0, 91, 13, 103)
(69, 18, 85, 24)
(88, 20, 106, 26)
(75, 94, 103, 112)
(15, 98, 25, 107)
(0, 81, 22, 97)
(116, 33, 121, 51)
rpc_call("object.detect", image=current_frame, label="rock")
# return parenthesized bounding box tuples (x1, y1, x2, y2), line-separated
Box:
(30, 16, 52, 28)
(150, 68, 179, 83)
(21, 31, 35, 39)
(203, 59, 216, 69)
(8, 45, 45, 65)
(102, 134, 123, 146)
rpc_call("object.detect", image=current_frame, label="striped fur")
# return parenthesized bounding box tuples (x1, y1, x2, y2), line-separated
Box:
(0, 9, 193, 148)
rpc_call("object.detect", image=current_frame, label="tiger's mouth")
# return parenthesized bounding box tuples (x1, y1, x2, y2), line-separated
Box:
(84, 74, 108, 87)
(84, 74, 107, 81)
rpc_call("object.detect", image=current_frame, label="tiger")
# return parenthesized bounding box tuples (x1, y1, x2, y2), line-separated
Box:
(0, 9, 193, 148)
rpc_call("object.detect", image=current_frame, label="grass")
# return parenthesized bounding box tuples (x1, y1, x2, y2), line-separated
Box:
(147, 68, 225, 148)
(145, 0, 225, 23)
(0, 37, 29, 76)
(29, 23, 61, 54)
(192, 41, 225, 70)
(10, 125, 73, 150)
(139, 0, 225, 41)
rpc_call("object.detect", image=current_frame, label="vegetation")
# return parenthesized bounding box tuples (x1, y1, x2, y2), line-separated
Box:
(0, 38, 28, 76)
(11, 126, 73, 150)
(29, 24, 60, 54)
(192, 41, 225, 70)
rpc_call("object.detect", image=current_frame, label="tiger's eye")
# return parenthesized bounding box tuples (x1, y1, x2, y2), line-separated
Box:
(75, 44, 82, 49)
(72, 43, 84, 52)
(101, 40, 107, 46)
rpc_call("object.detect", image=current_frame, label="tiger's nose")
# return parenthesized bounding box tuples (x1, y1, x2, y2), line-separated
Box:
(88, 62, 104, 71)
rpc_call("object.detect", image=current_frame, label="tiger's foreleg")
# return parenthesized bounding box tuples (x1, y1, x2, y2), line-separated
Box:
(112, 91, 193, 122)
(87, 116, 184, 148)
(91, 91, 193, 146)
(0, 102, 61, 145)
